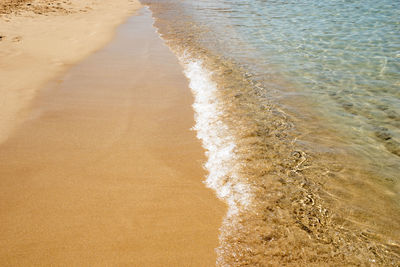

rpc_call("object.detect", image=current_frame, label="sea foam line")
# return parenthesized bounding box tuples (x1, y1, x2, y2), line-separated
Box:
(179, 53, 252, 216)
(148, 2, 252, 244)
(146, 7, 254, 264)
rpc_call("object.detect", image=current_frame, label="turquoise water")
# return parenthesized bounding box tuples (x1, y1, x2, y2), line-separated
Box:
(191, 0, 400, 176)
(142, 0, 400, 265)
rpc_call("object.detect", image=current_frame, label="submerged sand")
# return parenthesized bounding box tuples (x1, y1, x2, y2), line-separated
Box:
(0, 5, 224, 267)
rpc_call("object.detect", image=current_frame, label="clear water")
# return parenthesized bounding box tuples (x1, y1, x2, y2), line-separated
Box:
(186, 0, 400, 177)
(141, 0, 400, 265)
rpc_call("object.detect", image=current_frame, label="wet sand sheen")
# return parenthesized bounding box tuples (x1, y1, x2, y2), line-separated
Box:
(0, 8, 224, 266)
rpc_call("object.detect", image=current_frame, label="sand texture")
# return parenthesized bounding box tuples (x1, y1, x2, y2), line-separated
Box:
(0, 0, 141, 144)
(0, 6, 224, 267)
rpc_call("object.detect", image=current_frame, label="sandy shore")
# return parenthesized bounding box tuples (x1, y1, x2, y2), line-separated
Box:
(0, 0, 141, 144)
(0, 5, 224, 267)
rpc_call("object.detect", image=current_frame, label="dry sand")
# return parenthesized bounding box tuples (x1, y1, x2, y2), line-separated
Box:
(0, 4, 224, 267)
(0, 0, 141, 144)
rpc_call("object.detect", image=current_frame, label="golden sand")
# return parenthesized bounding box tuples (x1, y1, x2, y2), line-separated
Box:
(0, 0, 141, 144)
(0, 6, 225, 266)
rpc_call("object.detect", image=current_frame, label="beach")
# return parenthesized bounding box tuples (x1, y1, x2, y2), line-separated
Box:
(0, 3, 224, 266)
(2, 0, 400, 266)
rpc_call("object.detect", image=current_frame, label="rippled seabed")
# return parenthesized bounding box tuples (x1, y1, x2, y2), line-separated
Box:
(140, 0, 400, 265)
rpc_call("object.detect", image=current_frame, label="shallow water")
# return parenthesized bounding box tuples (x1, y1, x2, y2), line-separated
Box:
(141, 1, 400, 265)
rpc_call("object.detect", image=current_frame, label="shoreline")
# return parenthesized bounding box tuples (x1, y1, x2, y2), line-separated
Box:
(0, 0, 141, 144)
(144, 1, 400, 265)
(0, 6, 225, 266)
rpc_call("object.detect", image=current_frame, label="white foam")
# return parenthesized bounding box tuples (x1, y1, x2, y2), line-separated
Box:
(179, 54, 253, 216)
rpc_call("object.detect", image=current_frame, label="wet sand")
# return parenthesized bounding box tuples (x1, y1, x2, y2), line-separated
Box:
(0, 8, 225, 266)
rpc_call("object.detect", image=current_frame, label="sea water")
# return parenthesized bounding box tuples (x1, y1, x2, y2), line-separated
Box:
(141, 1, 400, 265)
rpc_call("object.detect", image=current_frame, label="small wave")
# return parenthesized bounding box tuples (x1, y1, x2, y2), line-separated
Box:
(181, 54, 252, 217)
